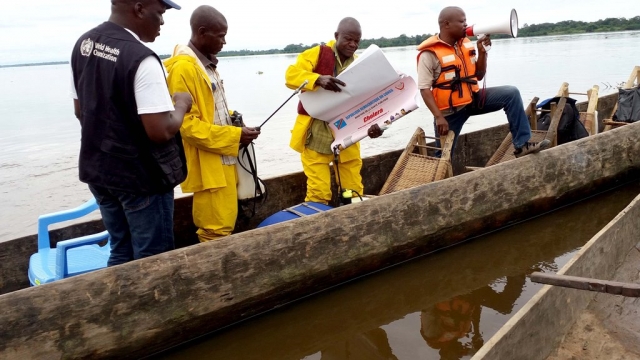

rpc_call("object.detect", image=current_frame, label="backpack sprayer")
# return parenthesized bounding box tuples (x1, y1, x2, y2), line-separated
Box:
(236, 79, 363, 208)
(332, 144, 364, 206)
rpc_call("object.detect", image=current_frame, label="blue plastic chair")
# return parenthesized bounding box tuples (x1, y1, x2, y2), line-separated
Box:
(28, 197, 110, 286)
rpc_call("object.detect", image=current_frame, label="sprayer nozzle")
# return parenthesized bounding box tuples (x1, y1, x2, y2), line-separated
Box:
(295, 80, 309, 93)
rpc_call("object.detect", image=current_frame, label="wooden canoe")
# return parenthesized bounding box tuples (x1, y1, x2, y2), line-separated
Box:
(473, 191, 640, 360)
(0, 92, 630, 359)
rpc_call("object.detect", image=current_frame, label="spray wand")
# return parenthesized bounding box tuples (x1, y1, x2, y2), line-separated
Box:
(256, 80, 309, 131)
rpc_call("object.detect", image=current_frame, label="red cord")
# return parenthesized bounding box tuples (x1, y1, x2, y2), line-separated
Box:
(479, 76, 487, 109)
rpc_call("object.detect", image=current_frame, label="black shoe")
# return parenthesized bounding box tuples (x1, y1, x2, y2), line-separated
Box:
(514, 139, 551, 158)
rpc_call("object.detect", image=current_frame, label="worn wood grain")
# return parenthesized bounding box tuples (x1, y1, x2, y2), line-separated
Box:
(1, 120, 640, 359)
(0, 123, 516, 296)
(474, 170, 640, 360)
(531, 272, 640, 297)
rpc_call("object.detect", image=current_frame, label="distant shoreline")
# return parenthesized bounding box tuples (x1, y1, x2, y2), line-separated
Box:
(3, 21, 639, 69)
(0, 61, 68, 69)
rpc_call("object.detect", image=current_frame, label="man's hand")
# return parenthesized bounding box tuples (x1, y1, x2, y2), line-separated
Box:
(172, 92, 193, 113)
(240, 127, 260, 145)
(367, 123, 384, 139)
(477, 34, 492, 54)
(316, 75, 346, 92)
(435, 115, 449, 136)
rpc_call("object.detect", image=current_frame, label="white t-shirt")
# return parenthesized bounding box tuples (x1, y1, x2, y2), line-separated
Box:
(70, 28, 174, 115)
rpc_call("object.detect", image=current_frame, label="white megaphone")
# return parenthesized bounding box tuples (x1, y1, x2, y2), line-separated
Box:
(465, 9, 518, 52)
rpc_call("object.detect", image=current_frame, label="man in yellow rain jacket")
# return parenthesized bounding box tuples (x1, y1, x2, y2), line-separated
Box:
(285, 17, 382, 204)
(165, 5, 260, 242)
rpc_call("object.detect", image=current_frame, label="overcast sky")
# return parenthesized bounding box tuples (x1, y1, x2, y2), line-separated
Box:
(0, 0, 637, 65)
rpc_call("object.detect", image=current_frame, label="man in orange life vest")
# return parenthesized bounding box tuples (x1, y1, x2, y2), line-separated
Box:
(285, 18, 383, 204)
(417, 6, 550, 157)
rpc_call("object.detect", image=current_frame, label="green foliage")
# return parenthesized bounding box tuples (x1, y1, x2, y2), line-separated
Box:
(206, 16, 639, 57)
(5, 16, 639, 67)
(210, 34, 432, 58)
(360, 34, 431, 48)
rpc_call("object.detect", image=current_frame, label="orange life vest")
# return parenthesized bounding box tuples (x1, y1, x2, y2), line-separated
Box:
(416, 35, 480, 112)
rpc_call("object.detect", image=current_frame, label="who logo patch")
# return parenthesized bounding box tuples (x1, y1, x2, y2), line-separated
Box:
(80, 38, 94, 57)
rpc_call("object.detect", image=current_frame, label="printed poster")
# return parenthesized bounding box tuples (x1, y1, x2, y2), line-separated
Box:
(329, 75, 419, 150)
(298, 44, 400, 121)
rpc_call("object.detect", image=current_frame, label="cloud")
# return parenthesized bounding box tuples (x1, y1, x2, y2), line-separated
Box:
(0, 0, 637, 65)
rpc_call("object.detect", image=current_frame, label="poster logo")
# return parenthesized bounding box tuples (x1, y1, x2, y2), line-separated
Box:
(334, 118, 347, 129)
(80, 38, 94, 57)
(394, 82, 405, 90)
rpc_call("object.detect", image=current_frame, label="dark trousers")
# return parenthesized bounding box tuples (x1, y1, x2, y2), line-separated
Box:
(89, 184, 175, 266)
(436, 85, 532, 156)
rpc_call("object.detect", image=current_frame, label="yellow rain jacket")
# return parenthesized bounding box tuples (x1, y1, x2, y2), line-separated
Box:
(284, 40, 360, 163)
(164, 45, 242, 193)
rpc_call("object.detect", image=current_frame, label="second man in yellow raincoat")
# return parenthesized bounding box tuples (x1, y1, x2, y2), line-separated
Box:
(165, 5, 260, 242)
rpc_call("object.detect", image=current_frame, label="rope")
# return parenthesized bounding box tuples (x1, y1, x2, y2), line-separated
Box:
(237, 143, 267, 218)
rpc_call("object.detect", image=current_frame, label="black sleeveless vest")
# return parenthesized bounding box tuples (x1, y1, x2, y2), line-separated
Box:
(71, 21, 186, 194)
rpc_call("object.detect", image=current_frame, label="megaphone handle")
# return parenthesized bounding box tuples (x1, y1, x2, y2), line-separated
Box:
(477, 34, 491, 52)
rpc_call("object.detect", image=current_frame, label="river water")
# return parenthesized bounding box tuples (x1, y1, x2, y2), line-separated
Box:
(0, 31, 639, 241)
(152, 181, 640, 360)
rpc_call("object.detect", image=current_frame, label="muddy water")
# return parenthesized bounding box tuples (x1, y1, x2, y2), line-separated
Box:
(152, 182, 640, 360)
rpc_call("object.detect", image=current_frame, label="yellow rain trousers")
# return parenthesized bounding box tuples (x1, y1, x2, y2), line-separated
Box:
(192, 165, 238, 242)
(165, 45, 242, 242)
(302, 147, 363, 204)
(285, 41, 364, 203)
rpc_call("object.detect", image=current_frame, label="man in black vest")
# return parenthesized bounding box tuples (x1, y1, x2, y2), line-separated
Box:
(70, 0, 192, 266)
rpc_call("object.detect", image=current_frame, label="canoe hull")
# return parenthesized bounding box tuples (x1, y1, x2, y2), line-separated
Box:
(0, 109, 638, 359)
(474, 187, 640, 360)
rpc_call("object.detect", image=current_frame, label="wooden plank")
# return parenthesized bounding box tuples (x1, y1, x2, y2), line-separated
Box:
(547, 97, 568, 148)
(531, 272, 640, 297)
(528, 98, 538, 130)
(624, 66, 640, 89)
(603, 120, 627, 126)
(556, 82, 569, 97)
(585, 85, 600, 135)
(465, 166, 483, 171)
(579, 113, 595, 134)
(603, 101, 619, 132)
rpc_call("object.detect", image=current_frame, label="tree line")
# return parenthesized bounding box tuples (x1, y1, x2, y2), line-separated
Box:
(212, 16, 640, 57)
(3, 16, 639, 67)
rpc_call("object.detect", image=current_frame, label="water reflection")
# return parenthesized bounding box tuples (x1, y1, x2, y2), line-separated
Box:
(152, 182, 640, 360)
(420, 274, 526, 359)
(320, 328, 399, 360)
